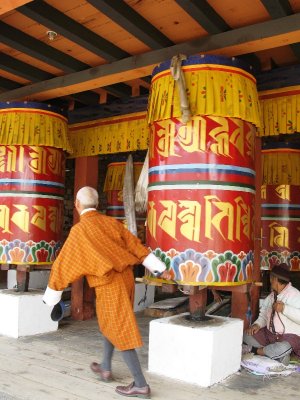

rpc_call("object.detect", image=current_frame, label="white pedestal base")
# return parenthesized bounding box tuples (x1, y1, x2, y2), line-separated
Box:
(134, 283, 155, 312)
(149, 313, 243, 387)
(7, 270, 50, 290)
(0, 289, 58, 338)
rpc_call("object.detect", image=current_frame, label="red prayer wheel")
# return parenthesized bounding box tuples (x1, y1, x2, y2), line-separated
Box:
(146, 55, 261, 285)
(0, 102, 68, 265)
(261, 142, 300, 271)
(104, 161, 146, 242)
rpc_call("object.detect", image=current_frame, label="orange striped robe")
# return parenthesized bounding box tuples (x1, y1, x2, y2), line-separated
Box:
(48, 210, 150, 350)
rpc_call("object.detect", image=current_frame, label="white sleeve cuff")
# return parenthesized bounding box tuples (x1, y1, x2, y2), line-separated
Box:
(43, 286, 63, 306)
(142, 253, 166, 275)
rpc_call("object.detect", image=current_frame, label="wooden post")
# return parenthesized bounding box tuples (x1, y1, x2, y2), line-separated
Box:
(251, 136, 262, 322)
(188, 287, 208, 320)
(16, 267, 30, 292)
(71, 156, 98, 321)
(231, 288, 250, 326)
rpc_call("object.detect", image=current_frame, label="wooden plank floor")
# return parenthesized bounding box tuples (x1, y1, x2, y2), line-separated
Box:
(0, 313, 299, 400)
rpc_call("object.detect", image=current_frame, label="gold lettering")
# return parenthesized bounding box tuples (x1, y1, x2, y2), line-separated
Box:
(0, 205, 11, 233)
(177, 117, 206, 153)
(235, 196, 251, 240)
(0, 146, 18, 172)
(48, 148, 63, 177)
(245, 123, 255, 160)
(155, 121, 177, 158)
(229, 119, 244, 157)
(205, 195, 234, 240)
(28, 146, 47, 174)
(269, 222, 289, 248)
(261, 185, 267, 200)
(31, 205, 46, 231)
(147, 201, 157, 239)
(158, 200, 177, 240)
(177, 200, 201, 242)
(11, 205, 30, 233)
(49, 205, 63, 234)
(208, 119, 230, 157)
(275, 185, 290, 201)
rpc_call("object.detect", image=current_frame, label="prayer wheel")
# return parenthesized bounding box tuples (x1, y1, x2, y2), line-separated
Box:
(146, 55, 261, 285)
(103, 161, 146, 242)
(261, 142, 300, 271)
(0, 102, 69, 265)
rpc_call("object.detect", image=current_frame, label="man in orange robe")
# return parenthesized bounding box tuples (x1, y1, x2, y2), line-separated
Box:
(43, 186, 169, 398)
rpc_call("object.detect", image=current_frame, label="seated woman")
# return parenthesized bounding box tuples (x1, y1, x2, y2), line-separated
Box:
(243, 263, 300, 365)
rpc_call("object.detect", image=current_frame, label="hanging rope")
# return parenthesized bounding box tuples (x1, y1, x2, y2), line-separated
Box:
(170, 54, 192, 124)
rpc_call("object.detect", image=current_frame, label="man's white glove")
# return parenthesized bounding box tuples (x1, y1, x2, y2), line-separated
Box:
(43, 286, 63, 306)
(142, 253, 166, 277)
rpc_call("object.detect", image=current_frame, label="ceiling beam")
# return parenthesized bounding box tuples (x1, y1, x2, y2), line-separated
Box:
(86, 0, 173, 49)
(0, 52, 53, 81)
(1, 13, 300, 101)
(17, 0, 129, 62)
(0, 77, 22, 91)
(0, 21, 88, 73)
(260, 0, 300, 60)
(0, 0, 32, 16)
(0, 52, 100, 105)
(175, 0, 229, 34)
(260, 0, 293, 18)
(176, 0, 260, 70)
(0, 20, 135, 98)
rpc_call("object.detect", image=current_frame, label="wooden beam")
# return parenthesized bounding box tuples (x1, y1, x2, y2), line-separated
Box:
(2, 13, 300, 101)
(71, 156, 98, 321)
(0, 77, 21, 91)
(175, 0, 229, 34)
(0, 52, 53, 82)
(176, 0, 260, 70)
(260, 0, 300, 60)
(0, 21, 87, 73)
(87, 0, 173, 49)
(18, 1, 129, 62)
(260, 0, 293, 18)
(0, 0, 32, 16)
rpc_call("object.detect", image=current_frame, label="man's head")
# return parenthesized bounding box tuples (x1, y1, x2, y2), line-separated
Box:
(270, 263, 290, 293)
(75, 186, 98, 214)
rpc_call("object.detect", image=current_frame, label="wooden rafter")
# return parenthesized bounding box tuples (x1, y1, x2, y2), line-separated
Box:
(0, 0, 32, 16)
(18, 0, 129, 62)
(1, 13, 300, 101)
(86, 0, 173, 49)
(261, 0, 300, 60)
(175, 0, 260, 69)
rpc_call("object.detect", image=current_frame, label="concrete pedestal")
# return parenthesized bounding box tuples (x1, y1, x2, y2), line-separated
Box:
(149, 313, 243, 387)
(7, 270, 50, 290)
(0, 289, 58, 338)
(134, 283, 155, 312)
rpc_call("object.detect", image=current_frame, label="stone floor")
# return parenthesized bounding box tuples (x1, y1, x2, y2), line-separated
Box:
(0, 313, 299, 400)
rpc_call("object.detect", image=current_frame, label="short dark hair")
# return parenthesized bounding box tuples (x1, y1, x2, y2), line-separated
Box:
(270, 263, 290, 283)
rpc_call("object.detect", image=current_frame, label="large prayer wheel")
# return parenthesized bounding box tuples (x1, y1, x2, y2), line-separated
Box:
(0, 102, 69, 265)
(146, 55, 261, 285)
(261, 142, 300, 271)
(103, 161, 146, 242)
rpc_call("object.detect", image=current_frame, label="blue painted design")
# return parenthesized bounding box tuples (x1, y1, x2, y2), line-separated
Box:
(0, 101, 67, 116)
(152, 55, 254, 77)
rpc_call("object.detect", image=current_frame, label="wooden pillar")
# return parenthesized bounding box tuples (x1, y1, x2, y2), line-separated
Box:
(251, 136, 262, 322)
(231, 288, 249, 326)
(71, 156, 98, 321)
(188, 287, 208, 320)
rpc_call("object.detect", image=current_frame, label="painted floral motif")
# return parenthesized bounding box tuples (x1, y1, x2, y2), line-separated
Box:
(150, 248, 254, 283)
(0, 239, 62, 264)
(260, 249, 300, 271)
(212, 252, 241, 282)
(173, 249, 210, 282)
